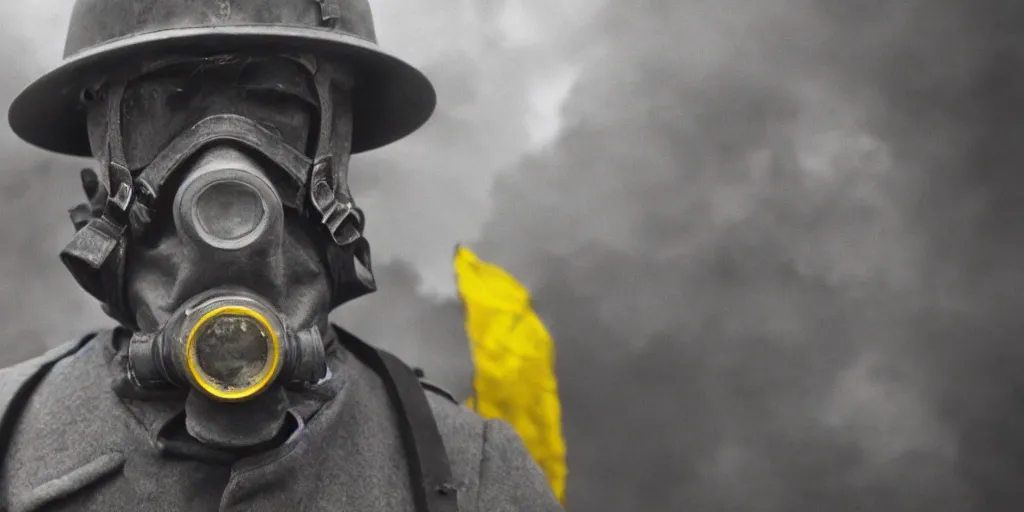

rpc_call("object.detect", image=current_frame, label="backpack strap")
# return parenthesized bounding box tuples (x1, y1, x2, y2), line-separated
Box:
(334, 327, 459, 512)
(0, 334, 96, 481)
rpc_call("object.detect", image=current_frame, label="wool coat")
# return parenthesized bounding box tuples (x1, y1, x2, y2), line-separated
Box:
(0, 328, 563, 512)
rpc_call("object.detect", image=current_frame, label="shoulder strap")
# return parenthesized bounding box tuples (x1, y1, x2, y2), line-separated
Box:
(334, 327, 459, 512)
(0, 333, 96, 506)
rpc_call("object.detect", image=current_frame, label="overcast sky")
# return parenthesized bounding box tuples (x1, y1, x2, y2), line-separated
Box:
(3, 1, 1024, 510)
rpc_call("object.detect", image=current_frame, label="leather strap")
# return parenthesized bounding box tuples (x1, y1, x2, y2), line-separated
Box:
(135, 114, 312, 210)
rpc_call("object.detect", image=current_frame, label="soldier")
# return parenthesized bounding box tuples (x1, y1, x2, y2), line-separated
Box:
(0, 1, 563, 511)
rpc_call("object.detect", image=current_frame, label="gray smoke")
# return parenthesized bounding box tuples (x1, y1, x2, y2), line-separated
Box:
(1, 0, 1022, 510)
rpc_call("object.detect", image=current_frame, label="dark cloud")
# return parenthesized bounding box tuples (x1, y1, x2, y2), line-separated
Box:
(2, 0, 1024, 510)
(469, 0, 1024, 509)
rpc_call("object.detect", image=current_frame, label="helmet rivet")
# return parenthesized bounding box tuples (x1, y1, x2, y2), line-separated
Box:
(79, 86, 102, 105)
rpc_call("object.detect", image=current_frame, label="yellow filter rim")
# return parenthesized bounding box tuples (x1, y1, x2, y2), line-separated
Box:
(185, 305, 282, 402)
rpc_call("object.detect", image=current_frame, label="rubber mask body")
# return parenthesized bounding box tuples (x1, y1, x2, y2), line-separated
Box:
(123, 144, 332, 448)
(126, 146, 332, 339)
(113, 59, 337, 448)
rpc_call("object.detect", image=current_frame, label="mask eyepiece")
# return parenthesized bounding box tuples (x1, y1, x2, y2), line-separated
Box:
(173, 145, 283, 252)
(192, 180, 267, 244)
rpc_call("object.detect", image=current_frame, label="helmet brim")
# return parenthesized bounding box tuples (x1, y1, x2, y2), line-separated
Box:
(8, 26, 437, 157)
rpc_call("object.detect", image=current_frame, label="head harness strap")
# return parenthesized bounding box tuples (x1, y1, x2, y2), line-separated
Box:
(308, 67, 363, 246)
(60, 55, 376, 327)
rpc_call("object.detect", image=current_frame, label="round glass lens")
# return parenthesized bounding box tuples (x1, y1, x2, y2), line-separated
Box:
(193, 314, 271, 390)
(193, 180, 266, 242)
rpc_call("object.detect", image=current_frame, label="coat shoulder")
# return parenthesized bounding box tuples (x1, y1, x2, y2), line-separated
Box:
(0, 330, 135, 510)
(0, 336, 86, 387)
(1, 329, 130, 458)
(421, 386, 488, 504)
(422, 392, 563, 511)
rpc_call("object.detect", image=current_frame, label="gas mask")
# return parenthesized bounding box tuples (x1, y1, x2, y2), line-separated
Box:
(125, 145, 331, 402)
(61, 54, 376, 448)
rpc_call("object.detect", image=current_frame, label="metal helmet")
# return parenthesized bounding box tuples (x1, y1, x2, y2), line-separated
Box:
(8, 0, 436, 157)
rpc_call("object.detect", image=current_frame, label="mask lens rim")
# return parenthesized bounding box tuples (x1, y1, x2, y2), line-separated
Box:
(184, 305, 281, 402)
